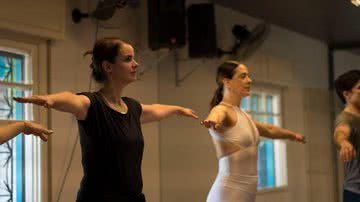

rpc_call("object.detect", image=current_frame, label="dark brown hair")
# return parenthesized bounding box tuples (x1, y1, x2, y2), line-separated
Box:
(84, 37, 126, 83)
(210, 61, 240, 108)
(335, 69, 360, 104)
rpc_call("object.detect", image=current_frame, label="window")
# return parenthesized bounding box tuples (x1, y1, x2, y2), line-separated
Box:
(0, 45, 41, 202)
(241, 87, 288, 190)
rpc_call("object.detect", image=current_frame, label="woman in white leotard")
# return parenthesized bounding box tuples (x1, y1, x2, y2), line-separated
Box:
(201, 61, 306, 202)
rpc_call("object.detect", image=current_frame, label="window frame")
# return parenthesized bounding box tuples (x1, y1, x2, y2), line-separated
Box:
(241, 84, 289, 192)
(0, 36, 49, 202)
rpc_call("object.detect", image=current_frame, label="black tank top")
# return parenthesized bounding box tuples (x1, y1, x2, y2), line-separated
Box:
(76, 92, 145, 202)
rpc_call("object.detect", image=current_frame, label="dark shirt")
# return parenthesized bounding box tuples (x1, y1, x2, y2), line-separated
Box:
(76, 92, 145, 202)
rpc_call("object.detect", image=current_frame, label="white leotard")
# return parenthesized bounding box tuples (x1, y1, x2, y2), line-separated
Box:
(207, 105, 259, 202)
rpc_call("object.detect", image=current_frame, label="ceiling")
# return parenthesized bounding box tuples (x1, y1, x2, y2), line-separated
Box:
(213, 0, 360, 48)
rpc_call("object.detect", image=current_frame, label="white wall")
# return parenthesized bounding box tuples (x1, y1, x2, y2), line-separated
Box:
(0, 0, 65, 39)
(334, 50, 360, 77)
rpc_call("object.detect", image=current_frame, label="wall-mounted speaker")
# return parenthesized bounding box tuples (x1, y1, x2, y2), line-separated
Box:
(187, 4, 217, 58)
(148, 0, 186, 50)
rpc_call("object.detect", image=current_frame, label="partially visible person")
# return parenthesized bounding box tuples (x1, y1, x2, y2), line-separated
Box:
(334, 69, 360, 202)
(0, 121, 53, 144)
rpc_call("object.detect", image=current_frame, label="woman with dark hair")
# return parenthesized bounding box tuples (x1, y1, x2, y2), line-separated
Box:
(334, 69, 360, 202)
(14, 37, 198, 202)
(201, 61, 305, 202)
(0, 121, 52, 144)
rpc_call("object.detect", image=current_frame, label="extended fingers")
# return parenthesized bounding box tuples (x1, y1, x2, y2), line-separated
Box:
(14, 96, 46, 106)
(35, 129, 53, 142)
(183, 109, 198, 119)
(341, 146, 355, 162)
(13, 97, 29, 103)
(201, 120, 220, 129)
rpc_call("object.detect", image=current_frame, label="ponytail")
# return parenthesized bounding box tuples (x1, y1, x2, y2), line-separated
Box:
(210, 85, 224, 109)
(209, 61, 240, 109)
(84, 50, 107, 83)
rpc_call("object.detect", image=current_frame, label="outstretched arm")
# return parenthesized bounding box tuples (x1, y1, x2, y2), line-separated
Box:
(140, 104, 198, 124)
(201, 106, 227, 131)
(14, 91, 90, 120)
(255, 121, 306, 143)
(334, 123, 355, 162)
(0, 121, 53, 144)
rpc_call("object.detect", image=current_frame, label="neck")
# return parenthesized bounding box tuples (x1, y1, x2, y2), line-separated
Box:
(344, 104, 360, 117)
(100, 84, 124, 104)
(221, 93, 242, 107)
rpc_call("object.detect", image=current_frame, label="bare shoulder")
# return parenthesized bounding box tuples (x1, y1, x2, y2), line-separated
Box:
(218, 104, 238, 126)
(211, 104, 237, 127)
(77, 94, 91, 107)
(210, 104, 228, 115)
(75, 95, 91, 120)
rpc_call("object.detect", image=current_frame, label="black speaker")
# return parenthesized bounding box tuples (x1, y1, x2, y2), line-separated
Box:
(187, 4, 217, 58)
(148, 0, 186, 50)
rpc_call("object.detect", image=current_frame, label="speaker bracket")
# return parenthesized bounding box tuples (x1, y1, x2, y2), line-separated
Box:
(173, 49, 201, 87)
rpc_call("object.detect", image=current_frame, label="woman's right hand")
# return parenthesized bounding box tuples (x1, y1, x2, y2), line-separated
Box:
(201, 119, 221, 130)
(23, 121, 53, 142)
(201, 106, 227, 131)
(14, 95, 53, 108)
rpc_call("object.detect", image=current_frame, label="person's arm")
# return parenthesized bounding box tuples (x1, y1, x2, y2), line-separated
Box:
(334, 123, 355, 162)
(14, 91, 90, 120)
(255, 121, 306, 143)
(201, 106, 227, 131)
(0, 121, 53, 144)
(140, 104, 198, 124)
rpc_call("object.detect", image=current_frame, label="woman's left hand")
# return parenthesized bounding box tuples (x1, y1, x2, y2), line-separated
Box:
(178, 107, 199, 119)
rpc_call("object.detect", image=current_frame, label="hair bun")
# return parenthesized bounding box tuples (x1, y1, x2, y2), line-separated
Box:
(90, 62, 96, 70)
(83, 50, 93, 57)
